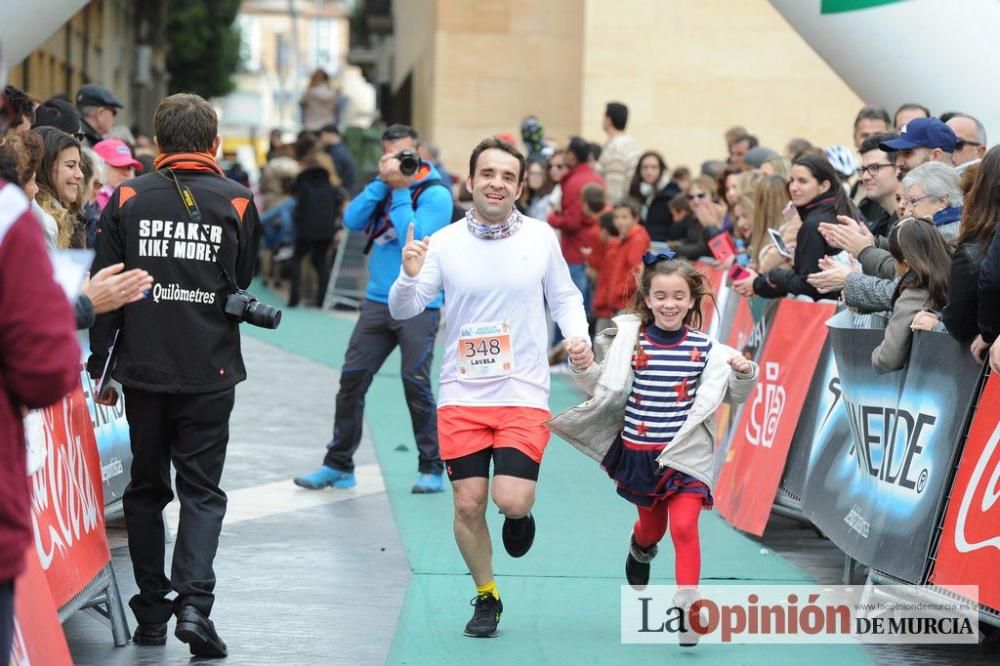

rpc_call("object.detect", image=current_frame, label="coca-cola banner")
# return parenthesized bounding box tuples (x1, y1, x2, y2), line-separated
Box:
(11, 547, 73, 666)
(715, 299, 837, 535)
(27, 384, 111, 608)
(803, 313, 982, 583)
(930, 372, 1000, 610)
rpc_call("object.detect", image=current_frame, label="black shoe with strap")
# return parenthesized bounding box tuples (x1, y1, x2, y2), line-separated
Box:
(174, 605, 228, 658)
(501, 513, 535, 558)
(464, 592, 503, 638)
(132, 622, 167, 646)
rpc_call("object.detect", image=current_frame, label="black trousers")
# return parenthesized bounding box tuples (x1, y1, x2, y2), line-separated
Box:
(324, 300, 443, 475)
(288, 239, 331, 307)
(122, 386, 235, 624)
(0, 581, 12, 666)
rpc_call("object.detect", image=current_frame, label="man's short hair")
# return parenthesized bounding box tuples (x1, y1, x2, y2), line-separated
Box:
(153, 93, 217, 153)
(33, 98, 81, 134)
(947, 112, 988, 145)
(733, 134, 758, 149)
(894, 102, 930, 126)
(382, 124, 418, 144)
(614, 196, 642, 219)
(605, 102, 628, 131)
(581, 183, 606, 212)
(700, 160, 726, 178)
(854, 106, 891, 130)
(468, 135, 526, 182)
(567, 136, 590, 165)
(860, 131, 897, 158)
(588, 142, 602, 161)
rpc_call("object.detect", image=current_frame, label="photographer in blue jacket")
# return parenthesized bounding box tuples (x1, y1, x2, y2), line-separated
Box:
(295, 124, 452, 493)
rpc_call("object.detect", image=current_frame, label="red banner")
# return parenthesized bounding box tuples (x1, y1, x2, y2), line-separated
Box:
(930, 372, 1000, 611)
(693, 262, 726, 334)
(10, 547, 73, 666)
(28, 385, 110, 608)
(714, 299, 836, 535)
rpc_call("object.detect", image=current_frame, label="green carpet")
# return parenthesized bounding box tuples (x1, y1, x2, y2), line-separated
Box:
(244, 281, 871, 664)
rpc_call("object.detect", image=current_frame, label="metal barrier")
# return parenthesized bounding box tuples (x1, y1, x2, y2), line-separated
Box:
(323, 231, 370, 310)
(58, 563, 130, 647)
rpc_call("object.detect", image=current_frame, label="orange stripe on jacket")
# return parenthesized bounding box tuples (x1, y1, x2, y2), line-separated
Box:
(230, 197, 249, 222)
(118, 185, 137, 206)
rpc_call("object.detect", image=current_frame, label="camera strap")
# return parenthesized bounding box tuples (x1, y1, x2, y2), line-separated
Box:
(363, 177, 443, 255)
(157, 168, 240, 293)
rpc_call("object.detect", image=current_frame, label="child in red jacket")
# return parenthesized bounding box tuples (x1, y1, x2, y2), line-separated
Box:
(592, 212, 620, 331)
(605, 198, 651, 313)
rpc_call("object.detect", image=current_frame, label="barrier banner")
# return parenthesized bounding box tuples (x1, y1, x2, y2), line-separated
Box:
(10, 547, 73, 666)
(777, 339, 850, 506)
(712, 296, 776, 482)
(803, 314, 982, 583)
(27, 384, 111, 607)
(77, 331, 132, 511)
(930, 372, 1000, 610)
(715, 299, 836, 535)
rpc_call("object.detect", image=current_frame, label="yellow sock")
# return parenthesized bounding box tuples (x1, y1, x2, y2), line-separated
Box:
(476, 580, 500, 600)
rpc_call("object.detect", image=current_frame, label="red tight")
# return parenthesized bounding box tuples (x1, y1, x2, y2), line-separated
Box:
(633, 494, 703, 587)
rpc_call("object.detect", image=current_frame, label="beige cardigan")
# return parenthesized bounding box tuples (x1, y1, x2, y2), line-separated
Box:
(547, 314, 758, 489)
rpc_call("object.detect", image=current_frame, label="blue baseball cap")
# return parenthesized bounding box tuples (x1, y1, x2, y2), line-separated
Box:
(879, 117, 957, 152)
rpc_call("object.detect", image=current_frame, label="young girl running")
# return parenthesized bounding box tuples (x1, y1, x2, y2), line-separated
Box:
(549, 251, 758, 639)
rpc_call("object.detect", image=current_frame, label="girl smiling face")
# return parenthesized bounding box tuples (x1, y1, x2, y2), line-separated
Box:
(52, 146, 83, 204)
(644, 273, 696, 332)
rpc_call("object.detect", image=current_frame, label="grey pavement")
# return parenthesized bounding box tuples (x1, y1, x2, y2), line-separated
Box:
(64, 336, 408, 665)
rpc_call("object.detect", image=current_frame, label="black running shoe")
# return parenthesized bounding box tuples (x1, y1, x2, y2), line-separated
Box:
(464, 593, 503, 638)
(501, 513, 535, 558)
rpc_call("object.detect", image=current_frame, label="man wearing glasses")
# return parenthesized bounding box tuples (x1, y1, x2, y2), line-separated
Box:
(76, 83, 123, 148)
(855, 132, 899, 239)
(946, 113, 988, 167)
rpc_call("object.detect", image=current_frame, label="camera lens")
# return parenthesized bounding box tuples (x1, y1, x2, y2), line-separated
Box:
(244, 301, 282, 329)
(397, 150, 419, 176)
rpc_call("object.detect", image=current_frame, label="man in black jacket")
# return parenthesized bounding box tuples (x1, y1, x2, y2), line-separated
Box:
(88, 93, 260, 659)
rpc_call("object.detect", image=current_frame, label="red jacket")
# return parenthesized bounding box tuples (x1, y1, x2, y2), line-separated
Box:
(548, 163, 604, 264)
(593, 237, 621, 318)
(606, 223, 651, 311)
(0, 182, 80, 582)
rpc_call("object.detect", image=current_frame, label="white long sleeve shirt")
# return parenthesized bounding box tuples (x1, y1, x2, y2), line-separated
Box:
(388, 216, 590, 409)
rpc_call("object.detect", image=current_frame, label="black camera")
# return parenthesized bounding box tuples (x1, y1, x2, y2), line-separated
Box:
(396, 149, 420, 176)
(224, 290, 282, 329)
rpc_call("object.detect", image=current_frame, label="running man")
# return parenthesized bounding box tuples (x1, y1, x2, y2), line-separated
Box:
(388, 137, 592, 637)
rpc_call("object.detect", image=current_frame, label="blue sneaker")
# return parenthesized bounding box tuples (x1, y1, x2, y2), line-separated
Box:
(294, 465, 356, 489)
(411, 472, 444, 494)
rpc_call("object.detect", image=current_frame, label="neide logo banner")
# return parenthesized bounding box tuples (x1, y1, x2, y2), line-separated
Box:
(715, 299, 836, 535)
(931, 372, 1000, 611)
(807, 320, 981, 583)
